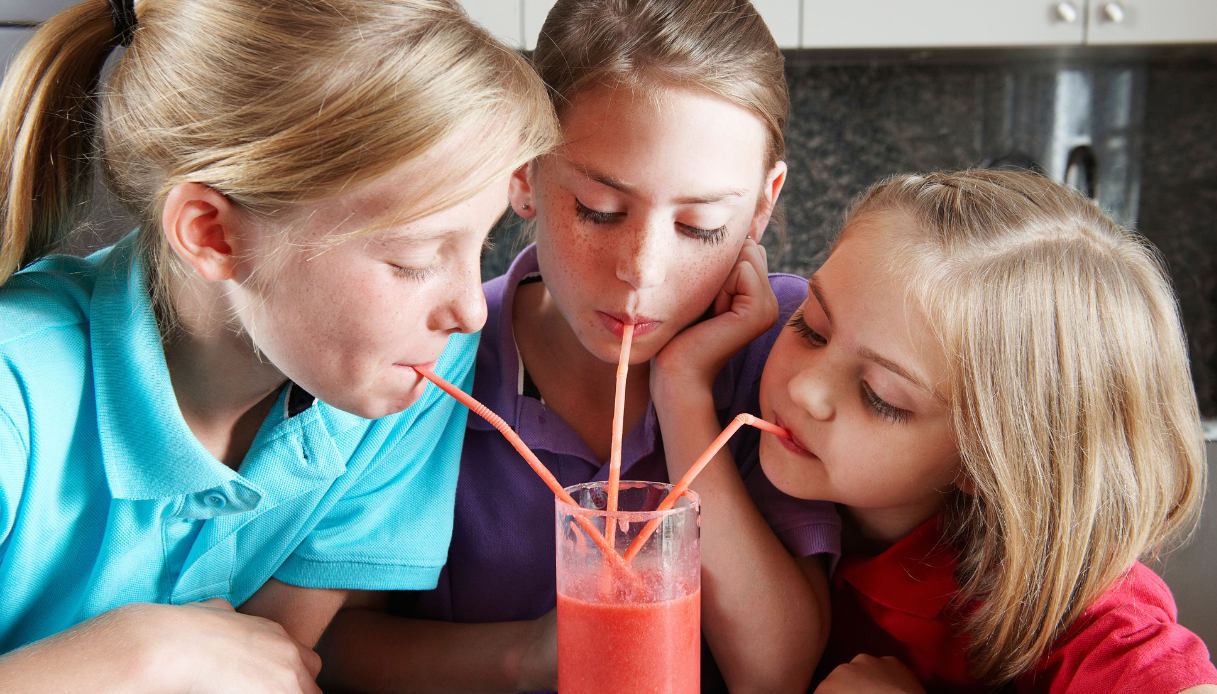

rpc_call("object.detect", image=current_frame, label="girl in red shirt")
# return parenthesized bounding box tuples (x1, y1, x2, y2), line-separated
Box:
(757, 169, 1217, 692)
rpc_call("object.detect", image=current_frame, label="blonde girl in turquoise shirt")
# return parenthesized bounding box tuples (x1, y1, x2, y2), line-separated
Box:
(0, 0, 556, 690)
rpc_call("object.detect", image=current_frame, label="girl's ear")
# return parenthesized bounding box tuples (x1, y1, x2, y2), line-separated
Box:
(508, 162, 536, 219)
(749, 160, 787, 243)
(161, 182, 244, 282)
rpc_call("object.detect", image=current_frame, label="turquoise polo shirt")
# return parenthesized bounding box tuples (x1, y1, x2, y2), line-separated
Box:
(0, 232, 475, 653)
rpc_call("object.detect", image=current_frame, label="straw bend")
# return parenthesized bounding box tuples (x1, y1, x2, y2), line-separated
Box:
(622, 412, 790, 562)
(412, 366, 636, 577)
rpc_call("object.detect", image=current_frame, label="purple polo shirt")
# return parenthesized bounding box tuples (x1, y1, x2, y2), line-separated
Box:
(399, 245, 839, 625)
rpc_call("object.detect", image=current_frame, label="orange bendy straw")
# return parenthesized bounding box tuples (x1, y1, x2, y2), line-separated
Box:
(605, 324, 634, 543)
(622, 412, 789, 563)
(412, 366, 633, 575)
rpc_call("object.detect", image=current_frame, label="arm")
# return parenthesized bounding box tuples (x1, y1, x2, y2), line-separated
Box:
(0, 601, 321, 693)
(814, 654, 926, 694)
(317, 606, 556, 693)
(0, 399, 317, 691)
(652, 239, 828, 692)
(240, 578, 350, 649)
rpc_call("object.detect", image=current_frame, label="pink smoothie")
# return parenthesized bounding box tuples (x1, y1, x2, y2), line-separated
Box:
(557, 589, 700, 694)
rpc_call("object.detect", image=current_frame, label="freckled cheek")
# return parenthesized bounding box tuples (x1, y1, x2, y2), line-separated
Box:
(540, 221, 608, 292)
(671, 262, 728, 311)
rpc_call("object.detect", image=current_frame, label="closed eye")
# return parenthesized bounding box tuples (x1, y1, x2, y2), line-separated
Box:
(787, 309, 826, 347)
(575, 199, 622, 224)
(678, 222, 728, 245)
(389, 263, 434, 281)
(862, 381, 910, 423)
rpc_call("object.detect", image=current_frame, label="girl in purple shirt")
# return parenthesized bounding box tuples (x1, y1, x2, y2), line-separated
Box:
(321, 1, 839, 691)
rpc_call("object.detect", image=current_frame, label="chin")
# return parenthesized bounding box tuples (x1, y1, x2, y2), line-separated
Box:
(758, 442, 814, 501)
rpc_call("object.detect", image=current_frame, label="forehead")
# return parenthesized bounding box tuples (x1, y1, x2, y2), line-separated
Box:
(818, 215, 951, 391)
(554, 84, 770, 191)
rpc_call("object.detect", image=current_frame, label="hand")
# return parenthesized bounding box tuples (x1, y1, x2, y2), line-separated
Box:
(516, 609, 557, 692)
(814, 654, 926, 694)
(653, 237, 779, 391)
(120, 599, 323, 693)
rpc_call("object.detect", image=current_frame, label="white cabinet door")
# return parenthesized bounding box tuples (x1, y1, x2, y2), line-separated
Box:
(1086, 0, 1217, 45)
(802, 0, 1085, 47)
(752, 0, 801, 48)
(460, 0, 523, 49)
(0, 0, 76, 23)
(1, 26, 34, 78)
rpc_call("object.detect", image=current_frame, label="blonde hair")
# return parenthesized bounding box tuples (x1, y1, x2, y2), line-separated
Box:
(0, 0, 558, 315)
(532, 0, 788, 170)
(848, 170, 1205, 684)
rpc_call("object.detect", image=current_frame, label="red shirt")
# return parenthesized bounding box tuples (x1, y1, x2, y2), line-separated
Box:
(819, 516, 1217, 692)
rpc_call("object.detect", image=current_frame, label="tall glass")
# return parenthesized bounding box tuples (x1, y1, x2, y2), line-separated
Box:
(555, 480, 700, 694)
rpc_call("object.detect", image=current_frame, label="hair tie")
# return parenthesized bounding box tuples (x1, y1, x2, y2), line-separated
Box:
(108, 0, 137, 47)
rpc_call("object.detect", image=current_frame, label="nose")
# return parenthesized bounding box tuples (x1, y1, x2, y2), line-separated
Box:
(615, 217, 669, 291)
(432, 255, 488, 335)
(788, 359, 836, 422)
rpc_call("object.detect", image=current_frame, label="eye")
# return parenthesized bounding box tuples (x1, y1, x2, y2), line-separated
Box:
(389, 263, 434, 281)
(575, 199, 622, 224)
(787, 309, 826, 347)
(678, 222, 728, 245)
(861, 382, 910, 424)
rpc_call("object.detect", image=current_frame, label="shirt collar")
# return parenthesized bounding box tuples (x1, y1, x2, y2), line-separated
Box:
(90, 233, 353, 501)
(835, 514, 960, 619)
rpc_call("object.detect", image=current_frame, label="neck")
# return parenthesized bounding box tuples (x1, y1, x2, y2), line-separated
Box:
(844, 495, 949, 551)
(163, 279, 287, 469)
(513, 282, 652, 459)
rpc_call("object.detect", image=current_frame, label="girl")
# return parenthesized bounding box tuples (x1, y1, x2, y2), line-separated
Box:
(0, 0, 556, 690)
(320, 0, 839, 692)
(757, 169, 1217, 692)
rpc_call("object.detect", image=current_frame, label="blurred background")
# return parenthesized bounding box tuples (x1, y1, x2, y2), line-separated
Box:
(3, 0, 1214, 649)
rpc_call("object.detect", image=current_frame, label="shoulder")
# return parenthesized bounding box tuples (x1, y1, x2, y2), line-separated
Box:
(769, 272, 809, 312)
(1029, 562, 1217, 691)
(482, 272, 509, 318)
(0, 252, 103, 347)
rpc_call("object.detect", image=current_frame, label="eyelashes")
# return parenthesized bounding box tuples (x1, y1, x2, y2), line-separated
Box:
(574, 199, 620, 225)
(862, 382, 909, 423)
(787, 309, 826, 346)
(389, 263, 434, 281)
(678, 222, 728, 245)
(574, 199, 728, 245)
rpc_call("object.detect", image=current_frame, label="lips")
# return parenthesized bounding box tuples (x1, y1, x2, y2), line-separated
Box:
(597, 311, 662, 338)
(773, 415, 815, 458)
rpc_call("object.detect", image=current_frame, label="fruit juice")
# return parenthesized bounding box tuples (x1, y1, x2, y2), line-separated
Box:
(556, 481, 701, 694)
(557, 586, 700, 694)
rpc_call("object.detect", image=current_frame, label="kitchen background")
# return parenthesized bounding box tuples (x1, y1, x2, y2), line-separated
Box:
(3, 0, 1215, 651)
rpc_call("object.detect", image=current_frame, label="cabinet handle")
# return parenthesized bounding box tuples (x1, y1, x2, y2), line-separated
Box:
(1054, 1, 1079, 24)
(1101, 1, 1126, 23)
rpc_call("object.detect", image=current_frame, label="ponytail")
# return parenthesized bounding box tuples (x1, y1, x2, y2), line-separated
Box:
(0, 0, 118, 284)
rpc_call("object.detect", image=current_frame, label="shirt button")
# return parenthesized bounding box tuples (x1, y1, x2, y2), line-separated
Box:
(203, 492, 228, 509)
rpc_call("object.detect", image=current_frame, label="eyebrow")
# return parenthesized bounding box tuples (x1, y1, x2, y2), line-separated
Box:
(373, 227, 454, 248)
(808, 276, 945, 402)
(575, 163, 746, 205)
